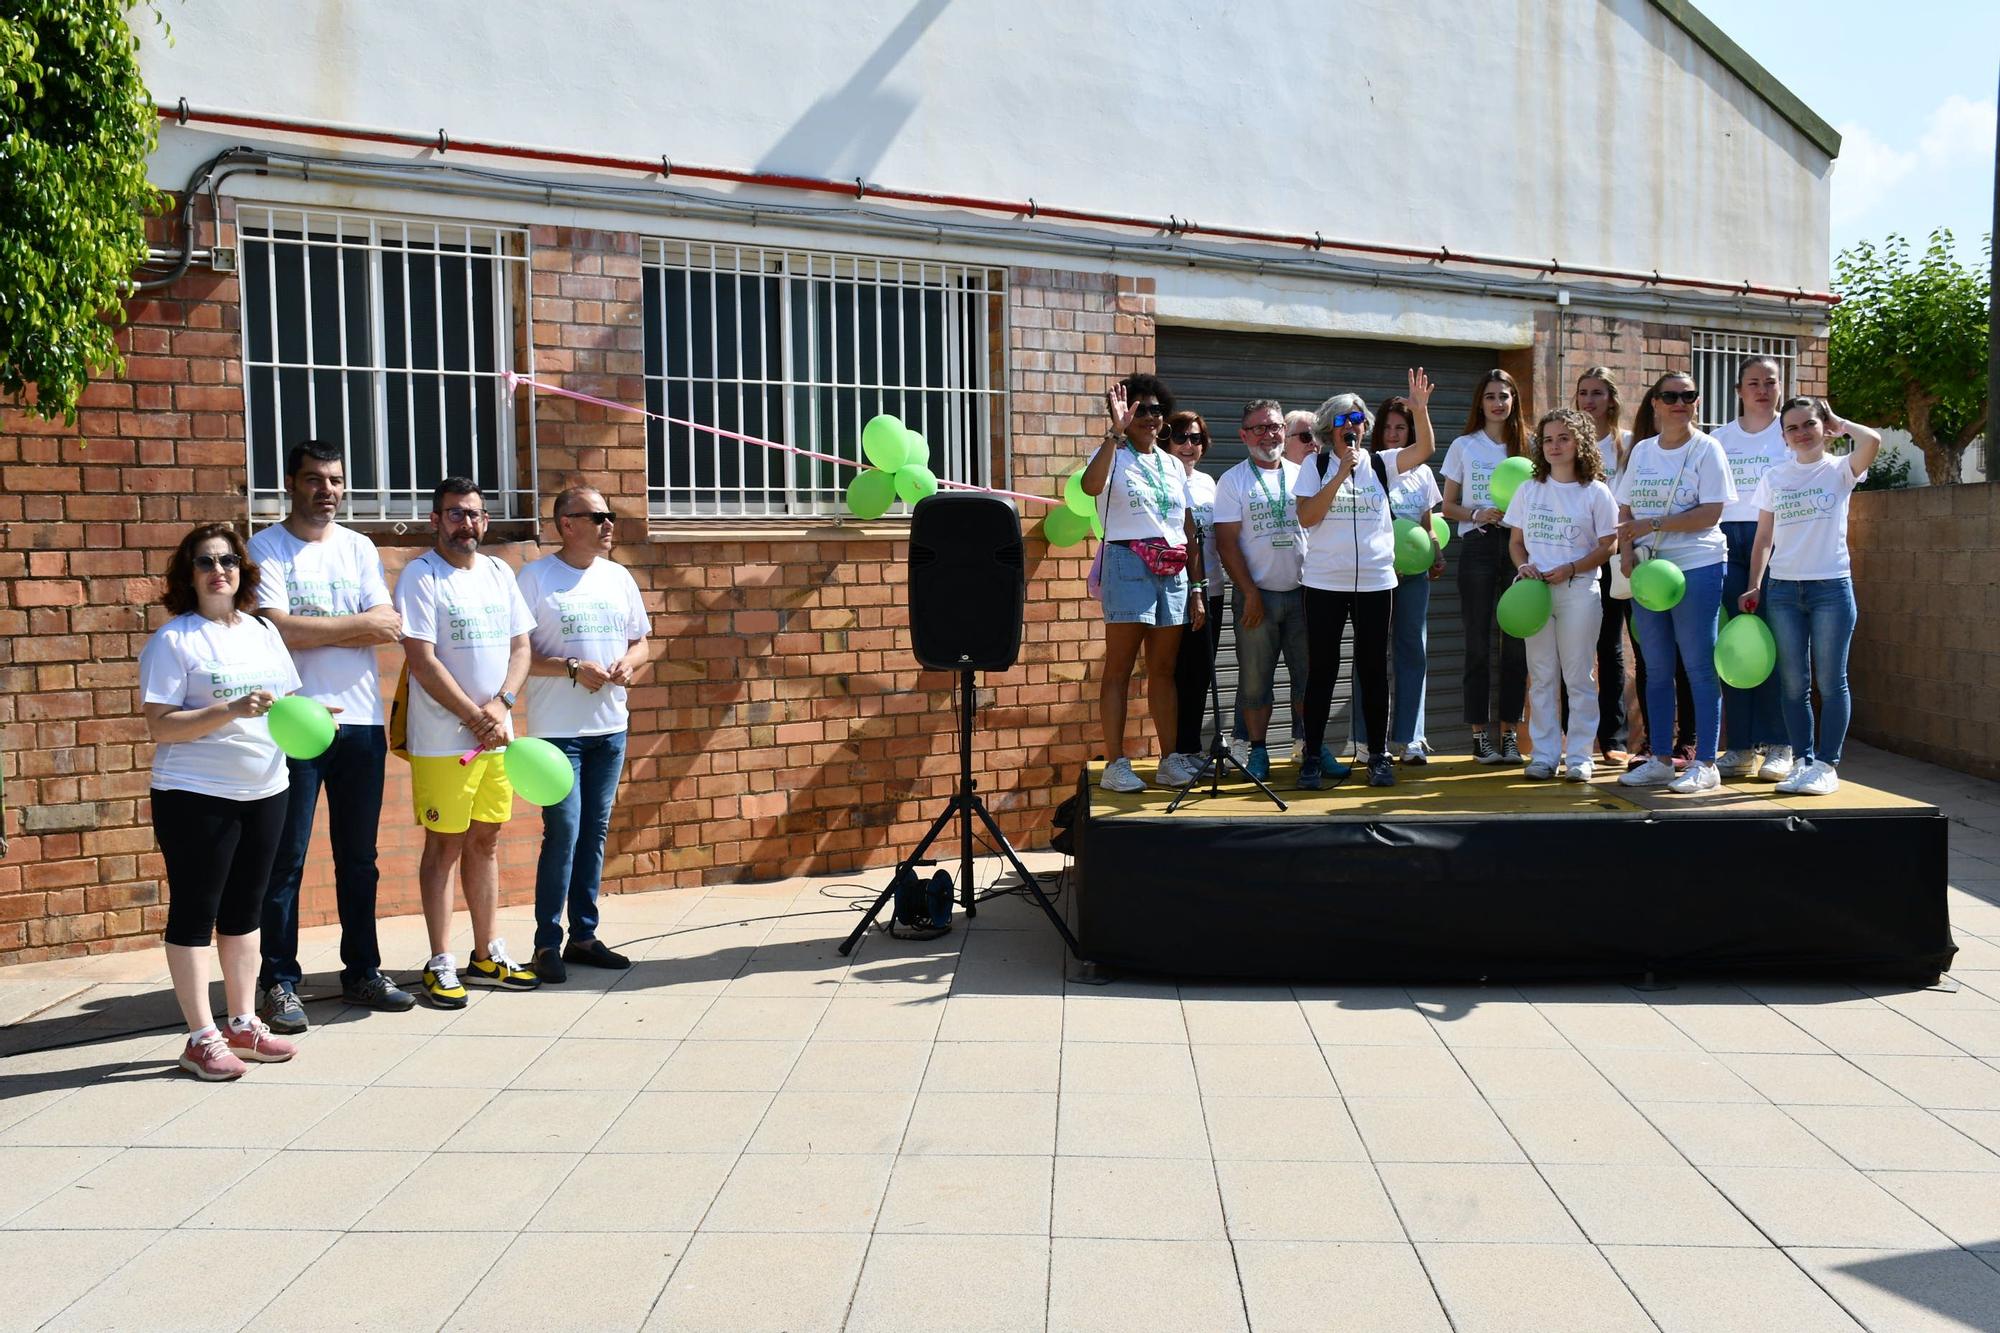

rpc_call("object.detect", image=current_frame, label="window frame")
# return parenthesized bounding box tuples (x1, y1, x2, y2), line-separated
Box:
(1689, 329, 1799, 432)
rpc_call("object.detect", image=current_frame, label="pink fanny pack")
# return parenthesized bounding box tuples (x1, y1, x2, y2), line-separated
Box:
(1121, 537, 1189, 577)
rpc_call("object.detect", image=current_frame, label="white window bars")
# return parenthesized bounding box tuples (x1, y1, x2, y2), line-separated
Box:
(641, 238, 1007, 518)
(1690, 329, 1798, 432)
(236, 206, 530, 522)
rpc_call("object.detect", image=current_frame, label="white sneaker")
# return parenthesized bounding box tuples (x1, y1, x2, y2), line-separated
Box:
(1354, 744, 1372, 765)
(1403, 741, 1430, 764)
(1717, 748, 1757, 777)
(1100, 757, 1146, 793)
(1796, 761, 1840, 796)
(1523, 759, 1556, 781)
(1565, 758, 1594, 783)
(1619, 758, 1676, 787)
(1757, 746, 1795, 782)
(1229, 736, 1251, 767)
(1668, 761, 1721, 794)
(1157, 752, 1200, 787)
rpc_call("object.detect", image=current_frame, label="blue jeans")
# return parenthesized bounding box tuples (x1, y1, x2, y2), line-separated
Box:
(1633, 560, 1726, 764)
(1763, 577, 1856, 766)
(259, 723, 386, 987)
(1233, 585, 1310, 744)
(1721, 521, 1785, 749)
(1353, 570, 1431, 747)
(535, 731, 628, 952)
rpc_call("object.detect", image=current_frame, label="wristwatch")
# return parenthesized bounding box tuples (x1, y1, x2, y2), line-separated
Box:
(496, 690, 517, 709)
(1650, 517, 1664, 533)
(565, 656, 580, 683)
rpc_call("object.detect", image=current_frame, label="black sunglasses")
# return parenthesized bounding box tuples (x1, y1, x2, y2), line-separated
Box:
(562, 510, 616, 524)
(192, 553, 241, 572)
(1656, 390, 1701, 405)
(1170, 431, 1207, 446)
(1131, 403, 1167, 419)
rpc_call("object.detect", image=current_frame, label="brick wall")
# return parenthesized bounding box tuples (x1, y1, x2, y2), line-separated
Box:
(1847, 483, 2000, 781)
(0, 199, 1157, 964)
(1546, 313, 1829, 415)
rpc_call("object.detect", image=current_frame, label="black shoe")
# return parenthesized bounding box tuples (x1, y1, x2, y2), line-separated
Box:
(342, 973, 417, 1012)
(1472, 732, 1501, 764)
(1367, 755, 1396, 787)
(1498, 731, 1522, 764)
(533, 947, 568, 985)
(563, 938, 632, 970)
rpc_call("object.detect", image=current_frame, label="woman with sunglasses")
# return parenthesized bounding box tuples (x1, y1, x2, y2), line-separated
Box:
(1351, 386, 1444, 767)
(1440, 369, 1529, 764)
(1166, 410, 1224, 771)
(1711, 356, 1793, 781)
(139, 524, 305, 1080)
(1614, 372, 1736, 793)
(1083, 374, 1206, 793)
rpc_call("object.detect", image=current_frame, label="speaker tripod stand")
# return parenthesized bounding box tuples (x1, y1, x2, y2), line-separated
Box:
(840, 667, 1080, 957)
(1167, 602, 1288, 813)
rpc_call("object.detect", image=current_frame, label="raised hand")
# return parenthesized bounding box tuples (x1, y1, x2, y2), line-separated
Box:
(1407, 367, 1434, 409)
(1103, 382, 1136, 437)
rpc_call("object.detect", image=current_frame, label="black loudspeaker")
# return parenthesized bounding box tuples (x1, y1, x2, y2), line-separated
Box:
(908, 493, 1025, 671)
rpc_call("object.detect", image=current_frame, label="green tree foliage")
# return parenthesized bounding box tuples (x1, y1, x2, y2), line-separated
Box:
(1, 2, 165, 424)
(1829, 230, 1990, 486)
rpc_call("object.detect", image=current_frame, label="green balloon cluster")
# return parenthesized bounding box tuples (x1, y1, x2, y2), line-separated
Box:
(1715, 612, 1777, 689)
(845, 414, 935, 517)
(1044, 507, 1094, 547)
(1392, 518, 1436, 575)
(1488, 455, 1534, 510)
(504, 736, 575, 807)
(267, 695, 335, 760)
(1497, 577, 1552, 638)
(1631, 558, 1686, 612)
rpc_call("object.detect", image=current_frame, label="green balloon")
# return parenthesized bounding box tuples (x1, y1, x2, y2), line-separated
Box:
(1715, 612, 1777, 689)
(900, 428, 930, 471)
(1430, 513, 1451, 553)
(1392, 518, 1435, 575)
(1044, 506, 1092, 547)
(895, 463, 939, 505)
(845, 468, 897, 519)
(1496, 577, 1552, 638)
(1630, 558, 1687, 612)
(1488, 455, 1534, 510)
(1064, 469, 1095, 517)
(266, 695, 334, 760)
(504, 736, 575, 807)
(1088, 506, 1105, 539)
(862, 414, 907, 471)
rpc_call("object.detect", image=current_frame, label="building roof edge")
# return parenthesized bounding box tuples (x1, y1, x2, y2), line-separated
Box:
(1648, 0, 1842, 159)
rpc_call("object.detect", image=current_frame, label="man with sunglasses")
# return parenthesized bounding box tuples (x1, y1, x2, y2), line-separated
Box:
(396, 477, 539, 1005)
(516, 485, 651, 982)
(249, 440, 414, 1031)
(1214, 399, 1310, 780)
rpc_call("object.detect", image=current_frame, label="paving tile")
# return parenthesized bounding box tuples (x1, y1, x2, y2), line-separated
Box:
(1488, 1097, 1682, 1166)
(530, 1152, 735, 1233)
(287, 1084, 495, 1151)
(11, 1146, 269, 1229)
(1703, 1166, 1952, 1247)
(508, 1036, 676, 1090)
(701, 1152, 894, 1232)
(1347, 1097, 1524, 1163)
(375, 1034, 555, 1088)
(1783, 1104, 2000, 1171)
(445, 1231, 685, 1332)
(1181, 995, 1316, 1045)
(1416, 999, 1569, 1049)
(847, 1233, 1050, 1333)
(0, 1075, 216, 1147)
(1216, 1159, 1404, 1241)
(1059, 1041, 1198, 1096)
(442, 990, 598, 1038)
(1190, 1043, 1338, 1097)
(922, 1040, 1062, 1093)
(46, 1227, 340, 1333)
(902, 1091, 1058, 1156)
(565, 993, 715, 1042)
(1775, 1007, 1966, 1057)
(783, 1039, 932, 1092)
(187, 1149, 425, 1230)
(1717, 1052, 1908, 1106)
(0, 1146, 120, 1225)
(1421, 1243, 1653, 1332)
(1851, 1053, 2000, 1110)
(1654, 999, 1828, 1053)
(142, 1082, 357, 1149)
(245, 1231, 511, 1332)
(0, 1230, 160, 1332)
(1235, 1240, 1451, 1332)
(1052, 1155, 1225, 1239)
(745, 1089, 915, 1154)
(1533, 1003, 1704, 1051)
(645, 1232, 863, 1332)
(685, 996, 830, 1042)
(595, 1089, 775, 1154)
(1601, 1244, 1864, 1333)
(1636, 1100, 1844, 1167)
(1057, 1092, 1210, 1158)
(1061, 994, 1190, 1043)
(1539, 1162, 1764, 1245)
(1298, 995, 1442, 1047)
(1201, 1095, 1368, 1161)
(355, 1151, 577, 1230)
(1789, 1246, 2000, 1333)
(1374, 1162, 1581, 1243)
(1869, 1170, 2000, 1250)
(1450, 1047, 1620, 1101)
(442, 1088, 633, 1153)
(272, 1029, 431, 1084)
(1048, 1237, 1247, 1333)
(1583, 1049, 1765, 1103)
(647, 1038, 805, 1091)
(933, 994, 1059, 1042)
(1937, 1108, 2000, 1156)
(1320, 1045, 1479, 1099)
(875, 1153, 1052, 1235)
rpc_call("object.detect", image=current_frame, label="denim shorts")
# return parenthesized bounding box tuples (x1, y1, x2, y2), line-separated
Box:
(1101, 540, 1190, 626)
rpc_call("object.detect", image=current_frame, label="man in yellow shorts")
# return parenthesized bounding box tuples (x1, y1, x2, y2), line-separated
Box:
(395, 477, 538, 1006)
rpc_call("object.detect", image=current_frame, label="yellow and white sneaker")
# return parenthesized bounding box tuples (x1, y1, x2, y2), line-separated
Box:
(464, 939, 540, 991)
(421, 954, 468, 1009)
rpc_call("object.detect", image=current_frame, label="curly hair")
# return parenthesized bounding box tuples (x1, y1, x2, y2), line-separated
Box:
(1531, 408, 1606, 485)
(161, 523, 261, 616)
(1119, 373, 1176, 417)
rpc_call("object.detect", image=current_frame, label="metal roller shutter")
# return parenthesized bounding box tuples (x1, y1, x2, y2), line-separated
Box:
(1156, 327, 1504, 750)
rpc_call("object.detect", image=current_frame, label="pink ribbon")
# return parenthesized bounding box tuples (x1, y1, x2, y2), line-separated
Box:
(504, 371, 1060, 508)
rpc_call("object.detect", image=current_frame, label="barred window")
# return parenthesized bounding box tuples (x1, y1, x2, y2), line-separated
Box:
(1690, 330, 1798, 431)
(237, 206, 531, 521)
(641, 239, 1006, 518)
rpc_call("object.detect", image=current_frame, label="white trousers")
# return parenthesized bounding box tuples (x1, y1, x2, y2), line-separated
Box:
(1525, 575, 1604, 765)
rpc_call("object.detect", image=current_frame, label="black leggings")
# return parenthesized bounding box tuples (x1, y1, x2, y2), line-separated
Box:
(1302, 587, 1393, 756)
(152, 787, 288, 947)
(1173, 593, 1224, 754)
(1457, 526, 1527, 726)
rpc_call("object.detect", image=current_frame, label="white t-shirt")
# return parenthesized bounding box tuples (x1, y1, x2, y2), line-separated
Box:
(1292, 448, 1406, 594)
(1212, 458, 1305, 592)
(394, 550, 536, 757)
(1181, 468, 1222, 590)
(1598, 430, 1631, 490)
(1386, 462, 1443, 524)
(517, 553, 650, 738)
(1752, 454, 1864, 581)
(1613, 433, 1735, 571)
(139, 612, 302, 799)
(1440, 432, 1512, 535)
(1503, 478, 1620, 584)
(1712, 418, 1789, 524)
(1098, 444, 1194, 544)
(247, 522, 391, 727)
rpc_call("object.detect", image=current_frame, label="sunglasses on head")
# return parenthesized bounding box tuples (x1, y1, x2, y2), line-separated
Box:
(563, 509, 616, 524)
(1656, 390, 1700, 406)
(1170, 430, 1207, 446)
(1131, 402, 1166, 419)
(193, 553, 241, 572)
(1326, 410, 1367, 429)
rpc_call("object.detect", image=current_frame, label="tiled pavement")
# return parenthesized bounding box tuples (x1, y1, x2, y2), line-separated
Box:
(4, 740, 2000, 1331)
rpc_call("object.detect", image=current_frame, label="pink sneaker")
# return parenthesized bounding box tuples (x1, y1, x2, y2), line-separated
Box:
(179, 1031, 247, 1081)
(225, 1018, 297, 1064)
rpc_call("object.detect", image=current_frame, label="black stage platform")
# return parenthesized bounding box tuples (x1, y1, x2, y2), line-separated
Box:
(1070, 755, 1955, 984)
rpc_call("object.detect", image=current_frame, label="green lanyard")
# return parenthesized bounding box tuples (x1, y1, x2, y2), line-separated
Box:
(1123, 444, 1177, 521)
(1249, 463, 1288, 527)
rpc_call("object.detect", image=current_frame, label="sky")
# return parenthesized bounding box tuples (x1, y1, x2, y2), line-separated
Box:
(1695, 0, 1996, 271)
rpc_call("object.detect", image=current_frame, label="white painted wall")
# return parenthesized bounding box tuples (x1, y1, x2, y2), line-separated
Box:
(135, 0, 1832, 293)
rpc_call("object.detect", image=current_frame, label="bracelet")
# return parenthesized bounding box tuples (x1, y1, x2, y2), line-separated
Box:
(1189, 580, 1206, 590)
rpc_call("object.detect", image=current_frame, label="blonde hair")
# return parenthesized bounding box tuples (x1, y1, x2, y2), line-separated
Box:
(1531, 408, 1605, 484)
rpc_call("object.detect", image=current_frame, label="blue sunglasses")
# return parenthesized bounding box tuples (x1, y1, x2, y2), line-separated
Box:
(1326, 411, 1367, 429)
